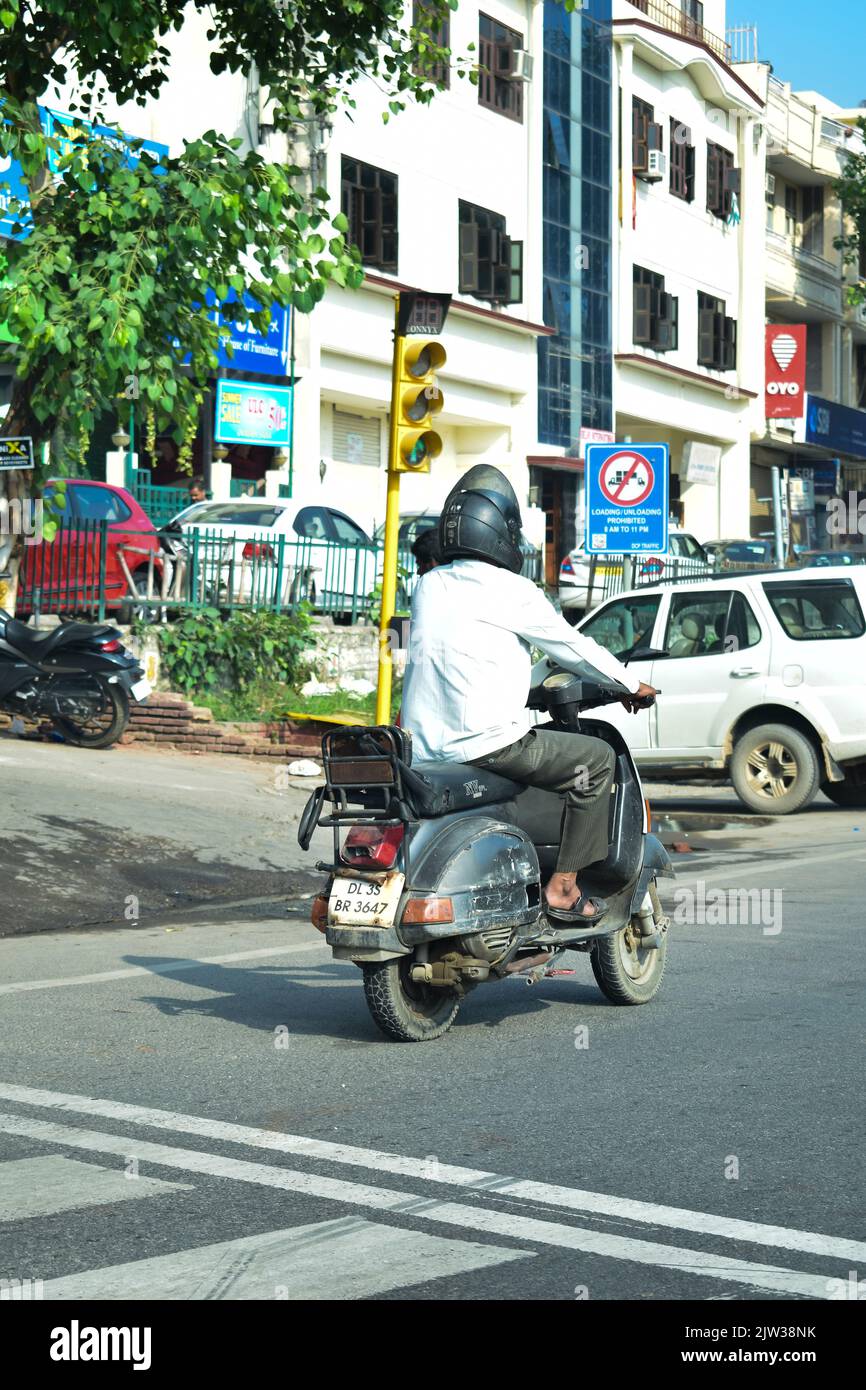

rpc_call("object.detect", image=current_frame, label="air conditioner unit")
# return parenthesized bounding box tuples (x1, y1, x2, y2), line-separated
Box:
(641, 148, 666, 182)
(765, 173, 776, 199)
(504, 48, 533, 81)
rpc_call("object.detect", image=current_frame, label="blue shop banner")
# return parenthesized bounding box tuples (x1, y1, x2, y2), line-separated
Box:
(804, 396, 866, 461)
(207, 288, 291, 377)
(0, 107, 168, 241)
(215, 379, 291, 447)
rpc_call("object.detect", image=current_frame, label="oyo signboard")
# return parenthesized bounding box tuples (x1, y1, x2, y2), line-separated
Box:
(765, 325, 806, 419)
(585, 443, 669, 555)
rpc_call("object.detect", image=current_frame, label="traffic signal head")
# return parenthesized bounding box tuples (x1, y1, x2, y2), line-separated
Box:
(392, 337, 446, 473)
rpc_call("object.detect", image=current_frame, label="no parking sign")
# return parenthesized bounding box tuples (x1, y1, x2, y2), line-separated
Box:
(585, 443, 669, 554)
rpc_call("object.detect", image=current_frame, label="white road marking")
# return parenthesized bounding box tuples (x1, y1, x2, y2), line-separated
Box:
(43, 1217, 530, 1300)
(0, 940, 329, 996)
(671, 846, 865, 885)
(0, 1155, 190, 1220)
(0, 1083, 860, 1267)
(0, 1110, 847, 1298)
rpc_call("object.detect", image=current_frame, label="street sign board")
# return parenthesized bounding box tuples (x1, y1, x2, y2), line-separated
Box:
(585, 443, 669, 554)
(0, 437, 35, 470)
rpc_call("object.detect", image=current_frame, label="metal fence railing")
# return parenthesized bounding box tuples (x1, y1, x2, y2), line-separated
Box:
(14, 517, 547, 626)
(125, 468, 190, 527)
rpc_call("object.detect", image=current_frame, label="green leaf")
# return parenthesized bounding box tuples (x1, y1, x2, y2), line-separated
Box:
(332, 212, 349, 234)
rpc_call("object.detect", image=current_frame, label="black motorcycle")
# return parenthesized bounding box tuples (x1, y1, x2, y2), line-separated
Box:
(0, 611, 150, 748)
(299, 659, 673, 1042)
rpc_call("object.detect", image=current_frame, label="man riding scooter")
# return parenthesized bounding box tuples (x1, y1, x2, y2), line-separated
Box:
(401, 465, 657, 925)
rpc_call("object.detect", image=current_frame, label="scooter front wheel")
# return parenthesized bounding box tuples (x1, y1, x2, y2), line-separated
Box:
(362, 957, 460, 1042)
(591, 920, 667, 1005)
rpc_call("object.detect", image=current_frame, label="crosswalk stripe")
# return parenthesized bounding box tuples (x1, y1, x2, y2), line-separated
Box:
(0, 1155, 190, 1220)
(0, 1082, 862, 1265)
(43, 1217, 531, 1300)
(0, 1110, 843, 1298)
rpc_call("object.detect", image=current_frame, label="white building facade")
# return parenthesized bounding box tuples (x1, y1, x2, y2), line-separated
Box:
(611, 0, 766, 543)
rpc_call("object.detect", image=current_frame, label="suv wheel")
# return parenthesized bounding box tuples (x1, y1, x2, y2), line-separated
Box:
(730, 723, 821, 814)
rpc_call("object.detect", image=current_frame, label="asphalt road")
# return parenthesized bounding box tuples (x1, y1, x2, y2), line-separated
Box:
(1, 738, 864, 1301)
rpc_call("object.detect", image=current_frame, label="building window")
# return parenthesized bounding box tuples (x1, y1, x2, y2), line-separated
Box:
(784, 183, 799, 238)
(633, 96, 662, 175)
(706, 142, 736, 219)
(669, 118, 695, 201)
(634, 266, 678, 351)
(478, 13, 524, 123)
(681, 0, 704, 38)
(698, 291, 737, 370)
(459, 201, 523, 304)
(340, 158, 398, 272)
(806, 322, 823, 392)
(413, 2, 450, 88)
(801, 185, 824, 256)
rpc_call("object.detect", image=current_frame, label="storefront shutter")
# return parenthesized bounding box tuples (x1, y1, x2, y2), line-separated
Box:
(332, 410, 382, 467)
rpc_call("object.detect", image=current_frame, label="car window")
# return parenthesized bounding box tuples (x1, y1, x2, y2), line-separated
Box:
(580, 594, 662, 659)
(671, 534, 704, 560)
(42, 485, 73, 517)
(665, 591, 761, 658)
(724, 541, 771, 564)
(293, 506, 330, 540)
(329, 511, 370, 544)
(71, 485, 132, 523)
(763, 580, 866, 641)
(185, 503, 281, 527)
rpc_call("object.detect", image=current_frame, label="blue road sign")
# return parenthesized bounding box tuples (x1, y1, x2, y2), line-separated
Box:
(585, 443, 669, 555)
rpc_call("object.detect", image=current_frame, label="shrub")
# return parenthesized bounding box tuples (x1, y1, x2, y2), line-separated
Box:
(154, 606, 313, 698)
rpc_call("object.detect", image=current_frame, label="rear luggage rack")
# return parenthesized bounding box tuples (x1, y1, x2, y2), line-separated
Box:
(297, 726, 418, 876)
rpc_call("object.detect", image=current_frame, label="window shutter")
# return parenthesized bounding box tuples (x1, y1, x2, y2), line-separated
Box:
(686, 144, 695, 201)
(698, 305, 715, 364)
(459, 222, 479, 292)
(634, 283, 653, 345)
(724, 317, 737, 371)
(633, 101, 649, 172)
(361, 186, 383, 264)
(509, 238, 524, 304)
(707, 146, 720, 214)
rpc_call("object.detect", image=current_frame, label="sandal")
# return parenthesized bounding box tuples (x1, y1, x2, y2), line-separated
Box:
(545, 894, 608, 926)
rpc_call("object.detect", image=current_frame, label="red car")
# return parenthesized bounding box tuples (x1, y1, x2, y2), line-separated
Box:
(19, 480, 162, 620)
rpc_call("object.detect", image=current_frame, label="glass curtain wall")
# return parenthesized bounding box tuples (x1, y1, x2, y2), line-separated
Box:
(539, 0, 612, 449)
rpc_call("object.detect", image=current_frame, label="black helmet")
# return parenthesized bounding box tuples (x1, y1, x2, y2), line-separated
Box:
(439, 465, 524, 574)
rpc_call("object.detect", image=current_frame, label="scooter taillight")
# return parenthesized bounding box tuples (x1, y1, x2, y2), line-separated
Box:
(98, 639, 121, 652)
(341, 824, 404, 868)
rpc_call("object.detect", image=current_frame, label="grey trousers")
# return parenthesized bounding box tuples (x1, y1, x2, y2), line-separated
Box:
(470, 727, 615, 874)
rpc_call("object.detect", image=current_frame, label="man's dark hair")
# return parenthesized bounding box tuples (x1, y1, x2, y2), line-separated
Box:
(412, 526, 443, 571)
(189, 476, 206, 493)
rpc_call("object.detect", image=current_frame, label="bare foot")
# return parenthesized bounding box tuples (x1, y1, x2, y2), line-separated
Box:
(543, 872, 596, 916)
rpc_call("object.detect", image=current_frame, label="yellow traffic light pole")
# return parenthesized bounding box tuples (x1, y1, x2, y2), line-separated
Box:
(376, 290, 449, 725)
(375, 299, 403, 724)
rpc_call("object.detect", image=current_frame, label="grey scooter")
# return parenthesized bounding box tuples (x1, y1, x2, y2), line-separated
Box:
(299, 659, 673, 1042)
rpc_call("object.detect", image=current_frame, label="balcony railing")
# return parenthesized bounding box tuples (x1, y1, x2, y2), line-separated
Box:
(626, 0, 731, 63)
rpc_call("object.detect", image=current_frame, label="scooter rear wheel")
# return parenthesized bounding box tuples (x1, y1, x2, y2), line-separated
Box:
(362, 957, 460, 1042)
(52, 677, 130, 749)
(591, 922, 667, 1005)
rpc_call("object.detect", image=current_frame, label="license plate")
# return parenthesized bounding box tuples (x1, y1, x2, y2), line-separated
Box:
(328, 872, 405, 928)
(130, 677, 152, 702)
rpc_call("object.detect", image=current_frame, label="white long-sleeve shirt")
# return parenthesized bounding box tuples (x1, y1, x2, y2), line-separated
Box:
(401, 558, 642, 763)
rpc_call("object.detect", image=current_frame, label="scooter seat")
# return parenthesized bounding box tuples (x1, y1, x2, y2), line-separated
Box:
(3, 618, 116, 660)
(412, 760, 526, 816)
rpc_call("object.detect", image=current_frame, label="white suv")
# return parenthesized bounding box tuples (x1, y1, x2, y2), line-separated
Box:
(576, 567, 866, 813)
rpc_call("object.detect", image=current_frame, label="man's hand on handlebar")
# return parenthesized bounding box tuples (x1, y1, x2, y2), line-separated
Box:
(621, 681, 658, 714)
